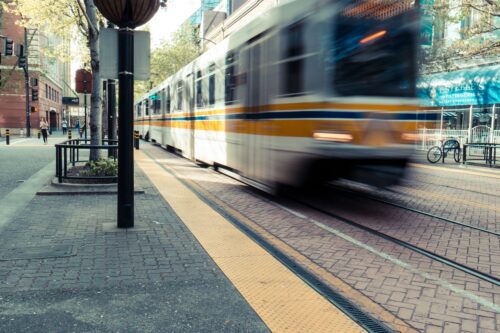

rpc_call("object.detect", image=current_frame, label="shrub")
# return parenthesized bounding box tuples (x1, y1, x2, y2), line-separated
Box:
(84, 159, 118, 177)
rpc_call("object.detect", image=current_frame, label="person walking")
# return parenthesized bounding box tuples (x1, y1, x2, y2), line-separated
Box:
(40, 118, 49, 144)
(62, 119, 68, 135)
(75, 119, 81, 138)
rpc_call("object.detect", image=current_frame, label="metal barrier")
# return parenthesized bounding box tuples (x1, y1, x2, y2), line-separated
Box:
(55, 139, 119, 183)
(463, 143, 498, 168)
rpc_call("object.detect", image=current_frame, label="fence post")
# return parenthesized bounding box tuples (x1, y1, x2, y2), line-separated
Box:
(467, 105, 473, 143)
(490, 104, 496, 143)
(5, 129, 10, 145)
(56, 145, 62, 183)
(64, 146, 68, 179)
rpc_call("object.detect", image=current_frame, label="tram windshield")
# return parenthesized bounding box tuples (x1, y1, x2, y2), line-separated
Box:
(332, 3, 417, 97)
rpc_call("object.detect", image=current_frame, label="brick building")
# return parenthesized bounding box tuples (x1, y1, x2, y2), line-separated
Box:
(0, 6, 71, 135)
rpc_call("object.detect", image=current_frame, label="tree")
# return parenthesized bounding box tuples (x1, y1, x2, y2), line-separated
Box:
(421, 0, 499, 73)
(14, 0, 104, 160)
(135, 23, 200, 98)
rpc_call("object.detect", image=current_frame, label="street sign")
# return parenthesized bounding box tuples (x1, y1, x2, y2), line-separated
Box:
(62, 97, 80, 105)
(99, 28, 151, 81)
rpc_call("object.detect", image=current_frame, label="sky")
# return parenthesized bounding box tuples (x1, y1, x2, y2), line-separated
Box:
(146, 0, 201, 49)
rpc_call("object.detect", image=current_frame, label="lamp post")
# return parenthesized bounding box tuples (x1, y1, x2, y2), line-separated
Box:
(94, 0, 160, 229)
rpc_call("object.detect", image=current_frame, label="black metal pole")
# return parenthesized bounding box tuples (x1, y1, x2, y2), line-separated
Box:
(107, 80, 116, 146)
(24, 28, 31, 138)
(117, 27, 135, 229)
(84, 93, 88, 140)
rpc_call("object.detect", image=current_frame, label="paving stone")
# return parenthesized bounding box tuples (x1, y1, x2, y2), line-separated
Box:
(141, 143, 500, 332)
(0, 147, 269, 332)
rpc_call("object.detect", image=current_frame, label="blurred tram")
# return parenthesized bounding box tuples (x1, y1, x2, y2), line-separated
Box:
(135, 0, 430, 191)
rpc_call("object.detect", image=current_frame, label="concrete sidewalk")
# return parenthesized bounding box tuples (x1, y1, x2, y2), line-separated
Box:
(0, 161, 268, 332)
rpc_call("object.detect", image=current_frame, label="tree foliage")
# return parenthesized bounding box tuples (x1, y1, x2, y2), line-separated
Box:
(135, 23, 200, 98)
(422, 0, 499, 73)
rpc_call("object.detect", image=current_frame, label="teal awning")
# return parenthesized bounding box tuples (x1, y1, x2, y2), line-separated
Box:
(418, 64, 500, 107)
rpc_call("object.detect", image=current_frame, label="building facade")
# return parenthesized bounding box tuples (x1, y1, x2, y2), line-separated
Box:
(0, 5, 71, 135)
(417, 0, 500, 145)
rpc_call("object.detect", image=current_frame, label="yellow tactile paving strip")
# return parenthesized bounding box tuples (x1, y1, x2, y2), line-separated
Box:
(179, 179, 419, 333)
(136, 151, 366, 333)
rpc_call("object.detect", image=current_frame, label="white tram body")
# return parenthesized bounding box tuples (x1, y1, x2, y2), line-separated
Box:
(135, 0, 432, 190)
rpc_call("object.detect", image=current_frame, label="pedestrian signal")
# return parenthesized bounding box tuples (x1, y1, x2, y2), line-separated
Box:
(30, 106, 38, 113)
(4, 38, 13, 56)
(19, 56, 27, 68)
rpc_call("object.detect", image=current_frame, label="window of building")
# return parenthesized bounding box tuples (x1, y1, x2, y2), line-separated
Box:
(225, 53, 238, 104)
(45, 84, 48, 98)
(137, 102, 142, 117)
(208, 63, 216, 106)
(282, 22, 305, 96)
(177, 80, 183, 110)
(196, 70, 203, 108)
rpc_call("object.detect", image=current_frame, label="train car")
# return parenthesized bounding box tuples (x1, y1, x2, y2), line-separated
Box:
(135, 0, 430, 191)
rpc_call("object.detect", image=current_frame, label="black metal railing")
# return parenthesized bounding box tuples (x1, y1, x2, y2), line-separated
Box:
(55, 139, 119, 183)
(463, 143, 498, 168)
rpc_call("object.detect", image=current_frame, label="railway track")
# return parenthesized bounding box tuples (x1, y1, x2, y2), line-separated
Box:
(211, 166, 500, 287)
(285, 189, 500, 287)
(401, 178, 500, 199)
(327, 183, 500, 237)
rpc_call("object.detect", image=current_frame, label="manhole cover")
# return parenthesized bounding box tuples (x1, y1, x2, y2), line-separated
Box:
(0, 245, 75, 261)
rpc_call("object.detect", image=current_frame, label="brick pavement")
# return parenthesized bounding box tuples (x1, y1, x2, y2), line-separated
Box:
(141, 143, 500, 333)
(0, 160, 269, 331)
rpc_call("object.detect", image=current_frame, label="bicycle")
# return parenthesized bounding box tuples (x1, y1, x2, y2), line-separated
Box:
(427, 139, 461, 164)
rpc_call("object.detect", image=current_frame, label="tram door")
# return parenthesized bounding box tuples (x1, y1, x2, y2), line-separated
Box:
(243, 41, 266, 181)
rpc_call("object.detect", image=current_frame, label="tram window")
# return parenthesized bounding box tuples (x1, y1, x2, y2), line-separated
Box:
(225, 53, 237, 104)
(153, 97, 160, 114)
(196, 71, 203, 108)
(282, 22, 304, 96)
(177, 81, 183, 110)
(332, 14, 416, 97)
(208, 63, 216, 106)
(137, 103, 142, 117)
(166, 86, 171, 113)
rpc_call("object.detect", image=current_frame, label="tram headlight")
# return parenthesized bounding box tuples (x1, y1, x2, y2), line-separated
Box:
(313, 131, 353, 143)
(401, 132, 419, 143)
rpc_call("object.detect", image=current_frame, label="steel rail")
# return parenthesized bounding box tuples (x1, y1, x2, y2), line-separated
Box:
(403, 179, 500, 199)
(328, 184, 500, 237)
(293, 194, 500, 287)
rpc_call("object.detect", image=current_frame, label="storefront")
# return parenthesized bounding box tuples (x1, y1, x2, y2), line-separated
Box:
(417, 64, 500, 146)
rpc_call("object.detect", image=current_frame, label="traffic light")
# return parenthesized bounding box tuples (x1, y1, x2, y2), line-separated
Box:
(15, 44, 24, 57)
(19, 56, 27, 68)
(3, 38, 13, 56)
(32, 88, 38, 101)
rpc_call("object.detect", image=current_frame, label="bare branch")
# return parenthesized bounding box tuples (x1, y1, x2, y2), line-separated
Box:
(76, 0, 98, 37)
